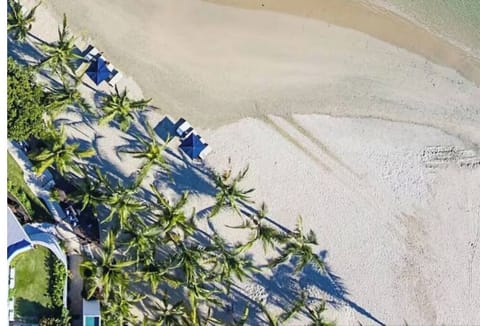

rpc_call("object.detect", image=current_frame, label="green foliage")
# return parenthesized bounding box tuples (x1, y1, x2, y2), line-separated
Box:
(99, 85, 151, 132)
(7, 152, 52, 222)
(38, 14, 83, 76)
(28, 123, 95, 176)
(7, 0, 42, 42)
(211, 164, 255, 217)
(7, 57, 49, 141)
(50, 257, 66, 309)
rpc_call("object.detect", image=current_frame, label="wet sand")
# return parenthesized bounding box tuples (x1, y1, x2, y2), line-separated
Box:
(206, 0, 480, 86)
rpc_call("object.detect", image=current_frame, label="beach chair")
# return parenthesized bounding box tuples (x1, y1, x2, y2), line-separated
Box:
(108, 70, 123, 86)
(84, 45, 100, 62)
(176, 119, 194, 138)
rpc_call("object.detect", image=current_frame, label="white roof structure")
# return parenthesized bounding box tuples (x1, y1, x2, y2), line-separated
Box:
(7, 207, 33, 263)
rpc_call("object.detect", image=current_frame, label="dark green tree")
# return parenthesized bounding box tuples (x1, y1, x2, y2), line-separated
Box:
(7, 57, 49, 141)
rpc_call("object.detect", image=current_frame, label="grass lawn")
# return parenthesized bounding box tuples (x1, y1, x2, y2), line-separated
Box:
(7, 152, 52, 222)
(11, 247, 57, 321)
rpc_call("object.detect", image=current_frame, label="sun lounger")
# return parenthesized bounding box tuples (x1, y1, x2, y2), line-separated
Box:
(108, 70, 123, 86)
(176, 119, 194, 138)
(84, 45, 100, 62)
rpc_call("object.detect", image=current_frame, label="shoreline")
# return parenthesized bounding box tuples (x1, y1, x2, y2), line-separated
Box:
(11, 0, 480, 324)
(205, 0, 480, 86)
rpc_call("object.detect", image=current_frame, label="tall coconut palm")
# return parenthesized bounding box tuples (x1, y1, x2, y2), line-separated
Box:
(148, 290, 189, 325)
(38, 14, 83, 76)
(210, 165, 255, 217)
(205, 235, 259, 293)
(230, 202, 285, 253)
(122, 220, 162, 266)
(304, 301, 336, 326)
(102, 283, 145, 325)
(29, 123, 95, 176)
(100, 178, 146, 229)
(150, 185, 196, 243)
(68, 167, 105, 213)
(259, 295, 304, 326)
(120, 122, 170, 185)
(269, 216, 324, 273)
(99, 85, 151, 132)
(7, 0, 41, 42)
(45, 74, 92, 117)
(79, 230, 136, 302)
(137, 259, 181, 295)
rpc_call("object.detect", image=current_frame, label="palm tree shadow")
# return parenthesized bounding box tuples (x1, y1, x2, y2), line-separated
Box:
(152, 155, 217, 198)
(7, 36, 44, 65)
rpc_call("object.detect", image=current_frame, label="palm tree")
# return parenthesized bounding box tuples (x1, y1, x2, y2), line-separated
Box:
(79, 230, 136, 302)
(205, 235, 259, 293)
(149, 290, 189, 325)
(68, 167, 105, 213)
(45, 74, 92, 117)
(210, 165, 255, 217)
(102, 283, 145, 325)
(269, 217, 324, 273)
(38, 14, 83, 76)
(137, 259, 181, 295)
(122, 220, 162, 266)
(120, 122, 170, 184)
(259, 295, 304, 326)
(100, 178, 146, 229)
(29, 123, 95, 176)
(7, 0, 41, 42)
(304, 301, 336, 326)
(150, 185, 196, 243)
(99, 85, 151, 132)
(230, 202, 285, 253)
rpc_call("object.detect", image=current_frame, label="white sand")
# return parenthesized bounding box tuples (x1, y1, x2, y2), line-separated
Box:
(16, 0, 480, 324)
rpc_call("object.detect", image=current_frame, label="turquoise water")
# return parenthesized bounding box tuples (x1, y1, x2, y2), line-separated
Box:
(371, 0, 480, 55)
(85, 316, 100, 326)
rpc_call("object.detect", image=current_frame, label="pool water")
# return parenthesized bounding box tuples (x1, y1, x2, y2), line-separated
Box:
(85, 316, 100, 326)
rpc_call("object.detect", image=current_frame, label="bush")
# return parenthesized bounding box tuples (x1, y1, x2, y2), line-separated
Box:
(7, 57, 49, 141)
(8, 179, 34, 216)
(50, 257, 66, 309)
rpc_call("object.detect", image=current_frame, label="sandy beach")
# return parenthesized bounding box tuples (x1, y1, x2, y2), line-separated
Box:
(17, 0, 480, 324)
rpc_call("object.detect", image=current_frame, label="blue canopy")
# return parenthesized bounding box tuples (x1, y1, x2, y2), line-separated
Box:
(86, 57, 111, 85)
(180, 133, 205, 159)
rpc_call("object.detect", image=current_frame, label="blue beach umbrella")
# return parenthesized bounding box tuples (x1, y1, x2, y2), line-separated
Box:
(180, 133, 205, 159)
(86, 57, 111, 85)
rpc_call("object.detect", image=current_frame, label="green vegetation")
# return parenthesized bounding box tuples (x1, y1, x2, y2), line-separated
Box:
(38, 14, 83, 76)
(28, 123, 95, 176)
(11, 247, 65, 322)
(7, 152, 52, 222)
(7, 57, 49, 141)
(7, 2, 335, 325)
(99, 85, 151, 132)
(7, 0, 42, 42)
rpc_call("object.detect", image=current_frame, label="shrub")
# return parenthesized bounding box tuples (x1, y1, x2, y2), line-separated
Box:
(7, 57, 49, 141)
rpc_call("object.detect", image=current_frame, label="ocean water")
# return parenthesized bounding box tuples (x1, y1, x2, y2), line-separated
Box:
(365, 0, 480, 56)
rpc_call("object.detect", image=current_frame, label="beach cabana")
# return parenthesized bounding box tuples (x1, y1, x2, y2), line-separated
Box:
(86, 57, 111, 85)
(179, 133, 206, 160)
